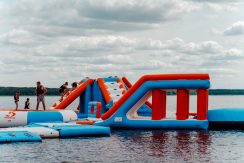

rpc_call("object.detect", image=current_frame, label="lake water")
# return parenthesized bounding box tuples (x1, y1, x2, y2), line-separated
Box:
(1, 96, 244, 162)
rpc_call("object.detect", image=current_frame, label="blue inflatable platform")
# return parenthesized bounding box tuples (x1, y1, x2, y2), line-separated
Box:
(208, 108, 244, 129)
(0, 131, 42, 143)
(51, 125, 111, 137)
(0, 123, 111, 143)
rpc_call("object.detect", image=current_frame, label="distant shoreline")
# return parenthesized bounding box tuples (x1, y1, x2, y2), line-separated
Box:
(1, 87, 244, 96)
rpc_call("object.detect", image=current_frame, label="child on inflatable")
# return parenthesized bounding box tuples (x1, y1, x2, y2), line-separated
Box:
(24, 98, 30, 109)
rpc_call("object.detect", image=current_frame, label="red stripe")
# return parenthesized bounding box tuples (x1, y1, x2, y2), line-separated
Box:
(97, 78, 113, 104)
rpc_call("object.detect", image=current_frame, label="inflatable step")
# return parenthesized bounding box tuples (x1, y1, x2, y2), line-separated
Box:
(51, 125, 111, 138)
(33, 122, 111, 137)
(0, 126, 59, 138)
(0, 131, 42, 143)
(0, 123, 111, 141)
(208, 108, 244, 129)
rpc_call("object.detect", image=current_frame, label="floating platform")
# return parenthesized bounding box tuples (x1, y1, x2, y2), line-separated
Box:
(208, 108, 244, 129)
(0, 131, 42, 143)
(95, 119, 208, 130)
(0, 122, 110, 143)
(0, 110, 77, 128)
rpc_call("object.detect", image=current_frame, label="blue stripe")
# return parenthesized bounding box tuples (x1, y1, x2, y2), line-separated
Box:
(103, 77, 118, 82)
(27, 111, 63, 124)
(208, 108, 244, 122)
(52, 125, 111, 137)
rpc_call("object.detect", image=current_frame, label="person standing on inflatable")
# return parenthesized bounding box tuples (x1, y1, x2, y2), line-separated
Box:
(14, 90, 20, 110)
(35, 81, 47, 111)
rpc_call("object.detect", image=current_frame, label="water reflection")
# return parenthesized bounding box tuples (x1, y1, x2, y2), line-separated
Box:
(114, 130, 212, 162)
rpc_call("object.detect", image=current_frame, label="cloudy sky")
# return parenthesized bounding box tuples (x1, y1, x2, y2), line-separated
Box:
(0, 0, 244, 88)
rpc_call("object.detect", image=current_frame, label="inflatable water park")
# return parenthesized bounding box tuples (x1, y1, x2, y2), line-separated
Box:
(0, 73, 243, 143)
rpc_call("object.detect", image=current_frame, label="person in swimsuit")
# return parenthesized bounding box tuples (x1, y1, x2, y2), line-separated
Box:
(59, 82, 68, 100)
(14, 91, 20, 110)
(36, 81, 47, 111)
(24, 98, 30, 109)
(71, 82, 78, 91)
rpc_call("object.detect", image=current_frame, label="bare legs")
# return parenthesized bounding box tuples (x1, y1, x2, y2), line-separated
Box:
(42, 101, 46, 110)
(36, 98, 46, 111)
(36, 101, 40, 110)
(15, 102, 18, 111)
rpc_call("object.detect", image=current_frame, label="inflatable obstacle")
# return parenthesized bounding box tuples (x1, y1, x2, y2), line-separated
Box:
(97, 77, 127, 109)
(91, 77, 152, 118)
(3, 73, 244, 143)
(95, 74, 210, 129)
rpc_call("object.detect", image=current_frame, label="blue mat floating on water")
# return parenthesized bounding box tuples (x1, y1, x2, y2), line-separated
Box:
(0, 131, 42, 143)
(208, 108, 244, 129)
(208, 108, 244, 122)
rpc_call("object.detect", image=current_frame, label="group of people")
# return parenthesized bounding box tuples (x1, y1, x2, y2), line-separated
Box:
(14, 81, 78, 111)
(14, 81, 47, 111)
(59, 82, 78, 100)
(14, 92, 31, 110)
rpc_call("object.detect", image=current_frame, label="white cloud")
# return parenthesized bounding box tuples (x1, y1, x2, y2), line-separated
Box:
(213, 21, 244, 36)
(1, 0, 244, 88)
(1, 0, 198, 35)
(205, 3, 239, 12)
(1, 33, 243, 87)
(223, 21, 244, 35)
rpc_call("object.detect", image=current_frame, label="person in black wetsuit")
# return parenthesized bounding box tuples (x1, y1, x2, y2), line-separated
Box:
(35, 81, 47, 110)
(24, 98, 30, 109)
(14, 91, 20, 110)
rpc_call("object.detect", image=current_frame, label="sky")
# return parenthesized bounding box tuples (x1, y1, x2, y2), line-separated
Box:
(0, 0, 244, 88)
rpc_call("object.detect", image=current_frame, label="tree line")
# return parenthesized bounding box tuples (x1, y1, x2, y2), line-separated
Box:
(0, 87, 59, 96)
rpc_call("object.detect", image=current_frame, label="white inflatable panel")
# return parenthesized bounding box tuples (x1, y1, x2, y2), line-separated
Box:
(0, 127, 59, 138)
(110, 93, 122, 97)
(108, 89, 123, 94)
(0, 111, 28, 128)
(86, 117, 102, 122)
(112, 96, 121, 102)
(59, 110, 78, 121)
(105, 82, 121, 89)
(35, 122, 79, 127)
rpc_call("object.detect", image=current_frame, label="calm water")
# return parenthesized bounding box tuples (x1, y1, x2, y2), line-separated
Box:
(1, 96, 244, 163)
